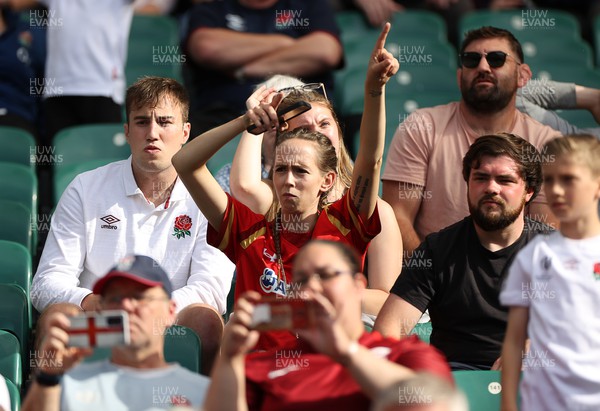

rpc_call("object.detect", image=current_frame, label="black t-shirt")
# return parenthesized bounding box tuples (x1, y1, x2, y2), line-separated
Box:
(184, 0, 342, 114)
(391, 216, 551, 367)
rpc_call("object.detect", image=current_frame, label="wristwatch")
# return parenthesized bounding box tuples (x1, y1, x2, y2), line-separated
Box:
(35, 371, 63, 387)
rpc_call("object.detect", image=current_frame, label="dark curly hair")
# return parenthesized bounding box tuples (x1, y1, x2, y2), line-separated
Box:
(462, 133, 543, 204)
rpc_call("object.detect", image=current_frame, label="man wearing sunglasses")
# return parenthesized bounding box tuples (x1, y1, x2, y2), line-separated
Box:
(382, 26, 561, 260)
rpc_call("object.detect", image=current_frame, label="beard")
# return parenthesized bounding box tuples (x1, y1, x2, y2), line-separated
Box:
(469, 193, 526, 231)
(460, 73, 516, 115)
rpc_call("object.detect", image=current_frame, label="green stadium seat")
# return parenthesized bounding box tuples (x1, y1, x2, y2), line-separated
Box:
(127, 14, 183, 86)
(390, 66, 458, 95)
(453, 370, 503, 410)
(53, 158, 123, 205)
(0, 162, 37, 218)
(0, 126, 36, 171)
(0, 240, 32, 326)
(206, 134, 241, 174)
(344, 38, 457, 74)
(164, 325, 202, 374)
(351, 89, 460, 166)
(84, 325, 202, 374)
(53, 124, 130, 168)
(554, 109, 599, 129)
(4, 377, 20, 411)
(335, 10, 370, 46)
(0, 331, 22, 390)
(128, 37, 183, 67)
(339, 66, 458, 116)
(0, 200, 33, 256)
(126, 65, 183, 88)
(594, 15, 600, 65)
(532, 66, 600, 88)
(0, 163, 37, 253)
(129, 14, 179, 49)
(0, 162, 37, 253)
(459, 9, 581, 44)
(390, 10, 448, 44)
(521, 37, 593, 70)
(337, 10, 447, 48)
(398, 40, 457, 69)
(0, 284, 30, 369)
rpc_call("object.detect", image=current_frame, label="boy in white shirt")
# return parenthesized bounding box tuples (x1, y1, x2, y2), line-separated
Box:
(500, 134, 600, 411)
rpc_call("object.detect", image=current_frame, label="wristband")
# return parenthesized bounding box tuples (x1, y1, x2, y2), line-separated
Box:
(36, 371, 63, 387)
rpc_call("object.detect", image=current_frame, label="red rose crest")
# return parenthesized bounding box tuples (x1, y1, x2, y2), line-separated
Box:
(593, 262, 600, 281)
(172, 215, 192, 239)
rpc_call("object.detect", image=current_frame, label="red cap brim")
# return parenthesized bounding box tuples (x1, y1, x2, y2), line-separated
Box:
(92, 271, 163, 295)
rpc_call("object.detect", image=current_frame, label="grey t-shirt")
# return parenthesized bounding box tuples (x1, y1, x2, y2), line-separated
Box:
(61, 360, 210, 410)
(517, 80, 600, 137)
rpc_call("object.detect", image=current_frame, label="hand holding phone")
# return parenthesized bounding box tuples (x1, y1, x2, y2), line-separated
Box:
(250, 296, 315, 331)
(246, 101, 312, 135)
(67, 310, 131, 348)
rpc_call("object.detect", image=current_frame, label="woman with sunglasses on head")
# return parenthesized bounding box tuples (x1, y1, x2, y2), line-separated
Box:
(173, 23, 399, 350)
(213, 74, 306, 195)
(229, 69, 402, 331)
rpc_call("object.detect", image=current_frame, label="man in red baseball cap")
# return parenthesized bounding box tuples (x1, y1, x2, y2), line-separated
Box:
(23, 255, 210, 411)
(93, 254, 175, 297)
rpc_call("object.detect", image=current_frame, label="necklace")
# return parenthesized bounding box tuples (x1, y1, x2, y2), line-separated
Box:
(273, 211, 287, 295)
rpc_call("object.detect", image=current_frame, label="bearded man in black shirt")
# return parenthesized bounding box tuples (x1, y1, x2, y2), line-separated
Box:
(374, 132, 553, 370)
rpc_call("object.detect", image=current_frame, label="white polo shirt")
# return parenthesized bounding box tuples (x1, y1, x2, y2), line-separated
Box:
(32, 158, 235, 314)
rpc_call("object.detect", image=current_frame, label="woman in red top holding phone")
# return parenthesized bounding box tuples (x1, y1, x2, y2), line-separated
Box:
(173, 24, 398, 350)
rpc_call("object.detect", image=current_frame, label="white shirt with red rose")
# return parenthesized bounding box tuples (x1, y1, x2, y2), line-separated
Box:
(31, 157, 235, 314)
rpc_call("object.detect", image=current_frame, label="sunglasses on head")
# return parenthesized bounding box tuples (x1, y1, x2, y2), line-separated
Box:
(278, 82, 328, 100)
(459, 51, 521, 69)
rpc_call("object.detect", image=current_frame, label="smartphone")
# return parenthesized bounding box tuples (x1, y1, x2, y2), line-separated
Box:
(246, 100, 312, 135)
(250, 296, 315, 331)
(68, 310, 130, 348)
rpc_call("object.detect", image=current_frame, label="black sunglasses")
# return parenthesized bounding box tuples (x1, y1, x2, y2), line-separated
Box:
(459, 51, 521, 69)
(277, 82, 328, 100)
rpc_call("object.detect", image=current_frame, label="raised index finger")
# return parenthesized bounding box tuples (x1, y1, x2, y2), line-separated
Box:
(373, 22, 391, 54)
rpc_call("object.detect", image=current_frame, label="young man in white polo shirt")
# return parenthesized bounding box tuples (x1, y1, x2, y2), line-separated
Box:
(31, 76, 234, 374)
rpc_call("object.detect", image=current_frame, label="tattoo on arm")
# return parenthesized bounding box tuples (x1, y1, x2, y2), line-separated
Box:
(369, 89, 383, 97)
(353, 176, 370, 211)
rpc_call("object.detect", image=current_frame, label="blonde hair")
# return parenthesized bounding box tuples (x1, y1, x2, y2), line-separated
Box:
(266, 128, 338, 221)
(279, 90, 354, 190)
(259, 74, 304, 90)
(542, 134, 600, 177)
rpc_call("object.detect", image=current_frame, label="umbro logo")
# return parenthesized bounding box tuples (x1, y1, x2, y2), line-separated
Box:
(100, 215, 120, 230)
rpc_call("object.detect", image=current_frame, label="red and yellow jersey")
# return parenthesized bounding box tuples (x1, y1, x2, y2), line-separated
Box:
(207, 191, 381, 350)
